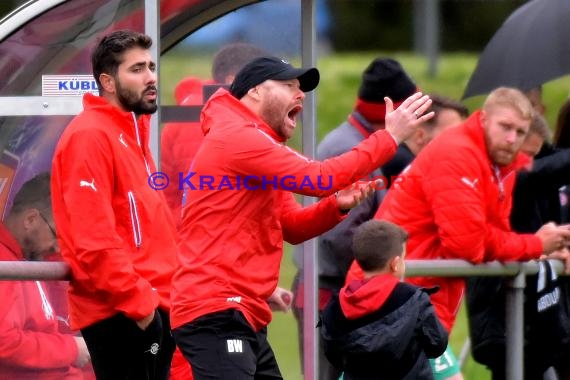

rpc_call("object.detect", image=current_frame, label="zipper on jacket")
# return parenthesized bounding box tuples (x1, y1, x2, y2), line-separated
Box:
(131, 113, 151, 176)
(128, 191, 142, 248)
(36, 281, 54, 320)
(492, 164, 511, 202)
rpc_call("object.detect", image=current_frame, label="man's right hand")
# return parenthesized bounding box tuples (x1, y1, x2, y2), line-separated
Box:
(136, 311, 156, 330)
(384, 92, 434, 143)
(535, 222, 570, 254)
(73, 336, 90, 368)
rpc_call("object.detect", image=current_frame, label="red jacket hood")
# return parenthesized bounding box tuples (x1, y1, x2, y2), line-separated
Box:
(200, 88, 286, 143)
(340, 274, 399, 319)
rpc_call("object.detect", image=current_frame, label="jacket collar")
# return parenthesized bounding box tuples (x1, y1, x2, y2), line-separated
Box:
(82, 93, 151, 147)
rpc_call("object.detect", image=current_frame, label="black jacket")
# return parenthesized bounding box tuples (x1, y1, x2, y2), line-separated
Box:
(320, 282, 447, 380)
(511, 143, 570, 232)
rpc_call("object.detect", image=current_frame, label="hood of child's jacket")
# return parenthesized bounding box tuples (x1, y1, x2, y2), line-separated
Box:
(199, 88, 286, 143)
(340, 274, 399, 319)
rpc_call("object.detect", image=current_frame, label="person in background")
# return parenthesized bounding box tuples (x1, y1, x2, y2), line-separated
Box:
(320, 219, 448, 380)
(51, 30, 178, 380)
(0, 173, 91, 379)
(160, 43, 267, 224)
(171, 55, 433, 379)
(525, 86, 546, 116)
(554, 98, 570, 224)
(382, 94, 468, 187)
(348, 87, 570, 380)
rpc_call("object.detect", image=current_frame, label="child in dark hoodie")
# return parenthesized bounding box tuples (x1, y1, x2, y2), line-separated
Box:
(320, 220, 448, 380)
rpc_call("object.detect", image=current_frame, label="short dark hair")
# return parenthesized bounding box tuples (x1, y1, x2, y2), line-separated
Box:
(211, 43, 267, 83)
(352, 220, 408, 272)
(424, 94, 469, 128)
(10, 172, 51, 215)
(91, 30, 152, 94)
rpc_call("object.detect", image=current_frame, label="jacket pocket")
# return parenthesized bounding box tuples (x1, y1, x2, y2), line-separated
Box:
(128, 191, 142, 248)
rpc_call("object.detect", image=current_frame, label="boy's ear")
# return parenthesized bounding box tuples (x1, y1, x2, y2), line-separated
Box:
(389, 256, 401, 273)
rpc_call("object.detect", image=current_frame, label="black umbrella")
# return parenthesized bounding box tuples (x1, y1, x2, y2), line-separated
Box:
(463, 0, 570, 99)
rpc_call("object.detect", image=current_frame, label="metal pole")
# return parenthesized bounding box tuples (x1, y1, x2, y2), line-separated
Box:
(301, 0, 317, 379)
(425, 0, 440, 77)
(412, 0, 426, 53)
(505, 271, 526, 380)
(0, 261, 71, 280)
(145, 0, 160, 164)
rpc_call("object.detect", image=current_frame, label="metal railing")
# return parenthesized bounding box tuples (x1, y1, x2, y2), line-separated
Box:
(0, 258, 565, 380)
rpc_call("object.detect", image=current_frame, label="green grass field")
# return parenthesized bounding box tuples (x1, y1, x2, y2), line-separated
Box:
(161, 51, 570, 379)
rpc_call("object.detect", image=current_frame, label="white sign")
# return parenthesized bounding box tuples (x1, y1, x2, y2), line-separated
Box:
(42, 75, 98, 96)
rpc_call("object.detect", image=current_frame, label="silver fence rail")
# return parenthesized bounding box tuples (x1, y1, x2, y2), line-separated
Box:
(0, 259, 565, 380)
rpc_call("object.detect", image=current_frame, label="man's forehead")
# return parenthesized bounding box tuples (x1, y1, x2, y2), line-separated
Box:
(120, 48, 154, 66)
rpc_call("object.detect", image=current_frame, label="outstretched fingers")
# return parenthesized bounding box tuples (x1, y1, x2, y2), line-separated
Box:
(410, 96, 434, 122)
(397, 91, 424, 110)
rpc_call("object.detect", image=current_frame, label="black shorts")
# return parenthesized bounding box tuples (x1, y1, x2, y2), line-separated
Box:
(173, 309, 283, 380)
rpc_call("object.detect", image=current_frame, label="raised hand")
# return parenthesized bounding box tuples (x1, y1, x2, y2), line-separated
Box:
(384, 92, 434, 143)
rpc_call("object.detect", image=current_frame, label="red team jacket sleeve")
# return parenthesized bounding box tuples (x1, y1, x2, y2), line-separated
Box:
(280, 192, 345, 245)
(56, 129, 158, 320)
(423, 154, 542, 264)
(227, 125, 397, 197)
(0, 282, 78, 369)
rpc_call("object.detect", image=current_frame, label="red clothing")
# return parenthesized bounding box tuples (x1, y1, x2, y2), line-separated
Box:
(340, 274, 399, 319)
(52, 93, 178, 330)
(0, 224, 81, 379)
(43, 253, 96, 380)
(349, 111, 543, 332)
(161, 77, 214, 225)
(171, 89, 399, 331)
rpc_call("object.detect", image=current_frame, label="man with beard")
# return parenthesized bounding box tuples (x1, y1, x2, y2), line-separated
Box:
(170, 56, 433, 379)
(0, 173, 91, 379)
(51, 30, 178, 379)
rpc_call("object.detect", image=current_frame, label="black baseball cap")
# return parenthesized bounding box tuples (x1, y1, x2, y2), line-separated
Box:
(229, 56, 320, 99)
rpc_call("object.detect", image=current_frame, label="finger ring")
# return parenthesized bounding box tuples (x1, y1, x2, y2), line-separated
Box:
(414, 111, 419, 119)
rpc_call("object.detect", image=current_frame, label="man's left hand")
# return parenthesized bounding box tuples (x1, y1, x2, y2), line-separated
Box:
(336, 179, 381, 213)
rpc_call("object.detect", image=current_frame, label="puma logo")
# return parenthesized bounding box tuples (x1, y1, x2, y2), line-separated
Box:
(79, 179, 97, 192)
(461, 177, 479, 189)
(119, 133, 128, 148)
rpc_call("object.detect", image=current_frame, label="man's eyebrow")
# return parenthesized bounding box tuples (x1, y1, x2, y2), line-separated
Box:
(129, 61, 152, 69)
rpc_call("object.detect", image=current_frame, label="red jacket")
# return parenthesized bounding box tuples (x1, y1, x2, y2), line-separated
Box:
(160, 77, 213, 225)
(170, 89, 399, 331)
(0, 224, 81, 379)
(349, 111, 543, 332)
(52, 93, 178, 330)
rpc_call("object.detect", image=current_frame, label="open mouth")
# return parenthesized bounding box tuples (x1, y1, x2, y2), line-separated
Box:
(287, 104, 303, 124)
